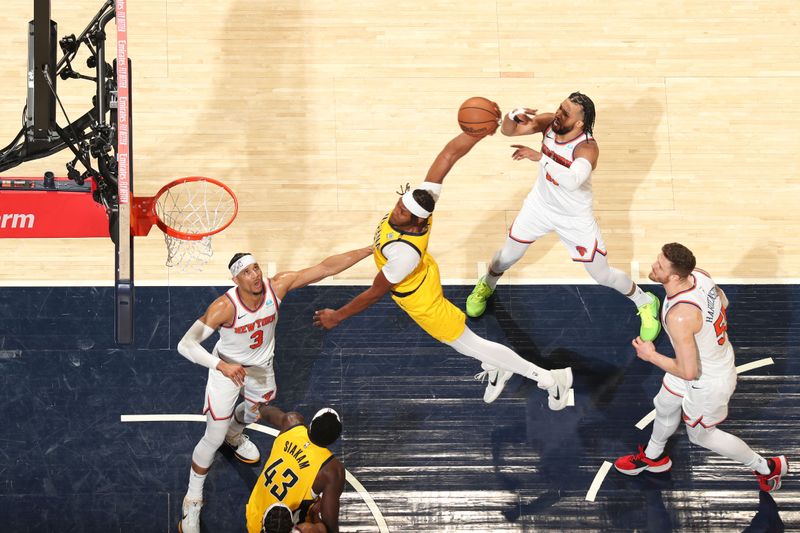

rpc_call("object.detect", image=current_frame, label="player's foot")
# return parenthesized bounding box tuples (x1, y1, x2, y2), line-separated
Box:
(637, 292, 661, 342)
(475, 365, 513, 403)
(466, 277, 494, 318)
(614, 445, 672, 475)
(545, 367, 573, 411)
(178, 497, 203, 533)
(754, 456, 789, 492)
(225, 432, 260, 464)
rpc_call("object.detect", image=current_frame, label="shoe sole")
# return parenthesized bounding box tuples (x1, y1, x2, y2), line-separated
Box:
(548, 368, 574, 411)
(639, 293, 662, 342)
(615, 459, 672, 476)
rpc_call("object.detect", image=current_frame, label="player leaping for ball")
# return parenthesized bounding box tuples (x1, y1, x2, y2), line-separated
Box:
(313, 106, 573, 407)
(465, 92, 661, 342)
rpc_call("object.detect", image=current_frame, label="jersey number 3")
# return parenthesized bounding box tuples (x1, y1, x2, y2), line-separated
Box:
(249, 330, 264, 349)
(713, 307, 728, 345)
(263, 457, 299, 501)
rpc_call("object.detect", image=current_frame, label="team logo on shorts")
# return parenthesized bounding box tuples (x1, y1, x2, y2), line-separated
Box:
(576, 246, 587, 257)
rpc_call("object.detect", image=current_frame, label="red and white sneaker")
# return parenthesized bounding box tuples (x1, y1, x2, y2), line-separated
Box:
(754, 456, 789, 492)
(614, 445, 672, 475)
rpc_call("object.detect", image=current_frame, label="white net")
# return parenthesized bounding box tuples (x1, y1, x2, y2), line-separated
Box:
(154, 179, 237, 269)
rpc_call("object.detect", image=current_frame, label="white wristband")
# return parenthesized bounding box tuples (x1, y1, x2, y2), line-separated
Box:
(507, 108, 525, 123)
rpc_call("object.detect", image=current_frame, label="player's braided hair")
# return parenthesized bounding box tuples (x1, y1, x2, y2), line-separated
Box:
(662, 242, 696, 278)
(261, 505, 293, 533)
(568, 91, 596, 136)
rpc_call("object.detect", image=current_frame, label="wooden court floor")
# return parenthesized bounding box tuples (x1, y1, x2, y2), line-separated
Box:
(1, 1, 799, 285)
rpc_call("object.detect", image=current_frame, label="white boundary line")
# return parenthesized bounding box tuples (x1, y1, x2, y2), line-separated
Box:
(585, 461, 613, 502)
(120, 414, 389, 533)
(4, 278, 800, 288)
(591, 356, 776, 500)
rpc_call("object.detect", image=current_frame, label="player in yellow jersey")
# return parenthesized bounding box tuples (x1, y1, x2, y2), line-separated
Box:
(246, 404, 345, 533)
(313, 128, 573, 407)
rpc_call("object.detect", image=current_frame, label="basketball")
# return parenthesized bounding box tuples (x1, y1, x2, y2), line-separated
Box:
(458, 96, 500, 137)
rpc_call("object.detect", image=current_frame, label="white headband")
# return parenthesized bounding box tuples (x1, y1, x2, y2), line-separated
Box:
(401, 190, 432, 219)
(230, 254, 257, 277)
(311, 407, 341, 424)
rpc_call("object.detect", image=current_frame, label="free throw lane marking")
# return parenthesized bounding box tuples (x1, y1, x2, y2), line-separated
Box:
(121, 414, 389, 533)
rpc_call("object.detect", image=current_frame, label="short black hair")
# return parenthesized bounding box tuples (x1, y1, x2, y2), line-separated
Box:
(262, 505, 293, 533)
(229, 252, 252, 269)
(308, 411, 342, 447)
(568, 91, 596, 136)
(662, 242, 696, 278)
(410, 189, 435, 225)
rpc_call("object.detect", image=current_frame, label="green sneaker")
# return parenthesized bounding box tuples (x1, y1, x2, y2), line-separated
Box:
(466, 277, 495, 318)
(637, 292, 662, 341)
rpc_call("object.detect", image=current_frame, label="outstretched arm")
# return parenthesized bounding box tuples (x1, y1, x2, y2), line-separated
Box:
(269, 246, 373, 300)
(257, 404, 304, 433)
(501, 108, 554, 136)
(313, 271, 393, 330)
(423, 132, 487, 185)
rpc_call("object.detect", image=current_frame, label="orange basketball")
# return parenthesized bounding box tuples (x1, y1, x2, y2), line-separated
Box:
(458, 96, 500, 137)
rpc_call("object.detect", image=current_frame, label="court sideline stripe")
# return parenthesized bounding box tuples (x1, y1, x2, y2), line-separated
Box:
(589, 356, 775, 501)
(120, 414, 389, 533)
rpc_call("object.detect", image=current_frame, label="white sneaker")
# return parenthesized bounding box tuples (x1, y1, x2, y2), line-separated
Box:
(475, 366, 514, 403)
(179, 497, 203, 533)
(546, 368, 573, 411)
(225, 432, 260, 464)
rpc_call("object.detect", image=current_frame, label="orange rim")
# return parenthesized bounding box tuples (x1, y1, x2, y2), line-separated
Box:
(151, 176, 238, 241)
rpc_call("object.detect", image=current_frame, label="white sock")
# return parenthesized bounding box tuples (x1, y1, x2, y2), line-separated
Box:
(187, 468, 207, 500)
(753, 456, 770, 475)
(629, 286, 653, 308)
(484, 273, 502, 291)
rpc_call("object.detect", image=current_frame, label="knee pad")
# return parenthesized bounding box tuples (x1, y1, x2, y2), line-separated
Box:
(653, 388, 682, 414)
(191, 416, 231, 468)
(686, 423, 713, 447)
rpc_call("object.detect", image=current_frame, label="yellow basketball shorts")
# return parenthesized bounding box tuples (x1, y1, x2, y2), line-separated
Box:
(391, 257, 466, 343)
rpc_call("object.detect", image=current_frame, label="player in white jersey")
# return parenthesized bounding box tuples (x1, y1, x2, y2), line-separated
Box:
(615, 243, 788, 492)
(466, 92, 661, 342)
(177, 247, 372, 533)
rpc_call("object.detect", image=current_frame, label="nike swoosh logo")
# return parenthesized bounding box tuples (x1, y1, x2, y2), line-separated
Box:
(691, 385, 701, 389)
(490, 375, 498, 386)
(237, 314, 247, 319)
(553, 389, 561, 400)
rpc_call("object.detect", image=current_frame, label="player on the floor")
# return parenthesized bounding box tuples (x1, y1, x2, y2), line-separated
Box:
(312, 125, 573, 407)
(177, 247, 371, 533)
(465, 92, 661, 341)
(247, 404, 344, 533)
(614, 243, 788, 492)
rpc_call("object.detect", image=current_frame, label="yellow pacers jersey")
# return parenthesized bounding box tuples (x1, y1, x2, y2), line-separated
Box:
(373, 213, 466, 342)
(246, 425, 333, 533)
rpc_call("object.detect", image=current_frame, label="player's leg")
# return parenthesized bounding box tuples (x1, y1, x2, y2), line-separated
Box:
(467, 203, 550, 318)
(559, 220, 660, 341)
(615, 379, 682, 475)
(224, 363, 278, 464)
(445, 325, 572, 408)
(683, 375, 788, 491)
(181, 367, 241, 533)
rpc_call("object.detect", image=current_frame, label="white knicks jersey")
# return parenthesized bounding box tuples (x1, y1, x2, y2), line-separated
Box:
(526, 125, 594, 217)
(661, 269, 734, 379)
(214, 281, 280, 367)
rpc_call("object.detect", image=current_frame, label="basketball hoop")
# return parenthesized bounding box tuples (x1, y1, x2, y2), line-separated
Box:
(131, 177, 238, 269)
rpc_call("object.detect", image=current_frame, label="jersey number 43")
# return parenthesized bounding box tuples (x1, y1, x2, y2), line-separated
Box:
(263, 457, 299, 501)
